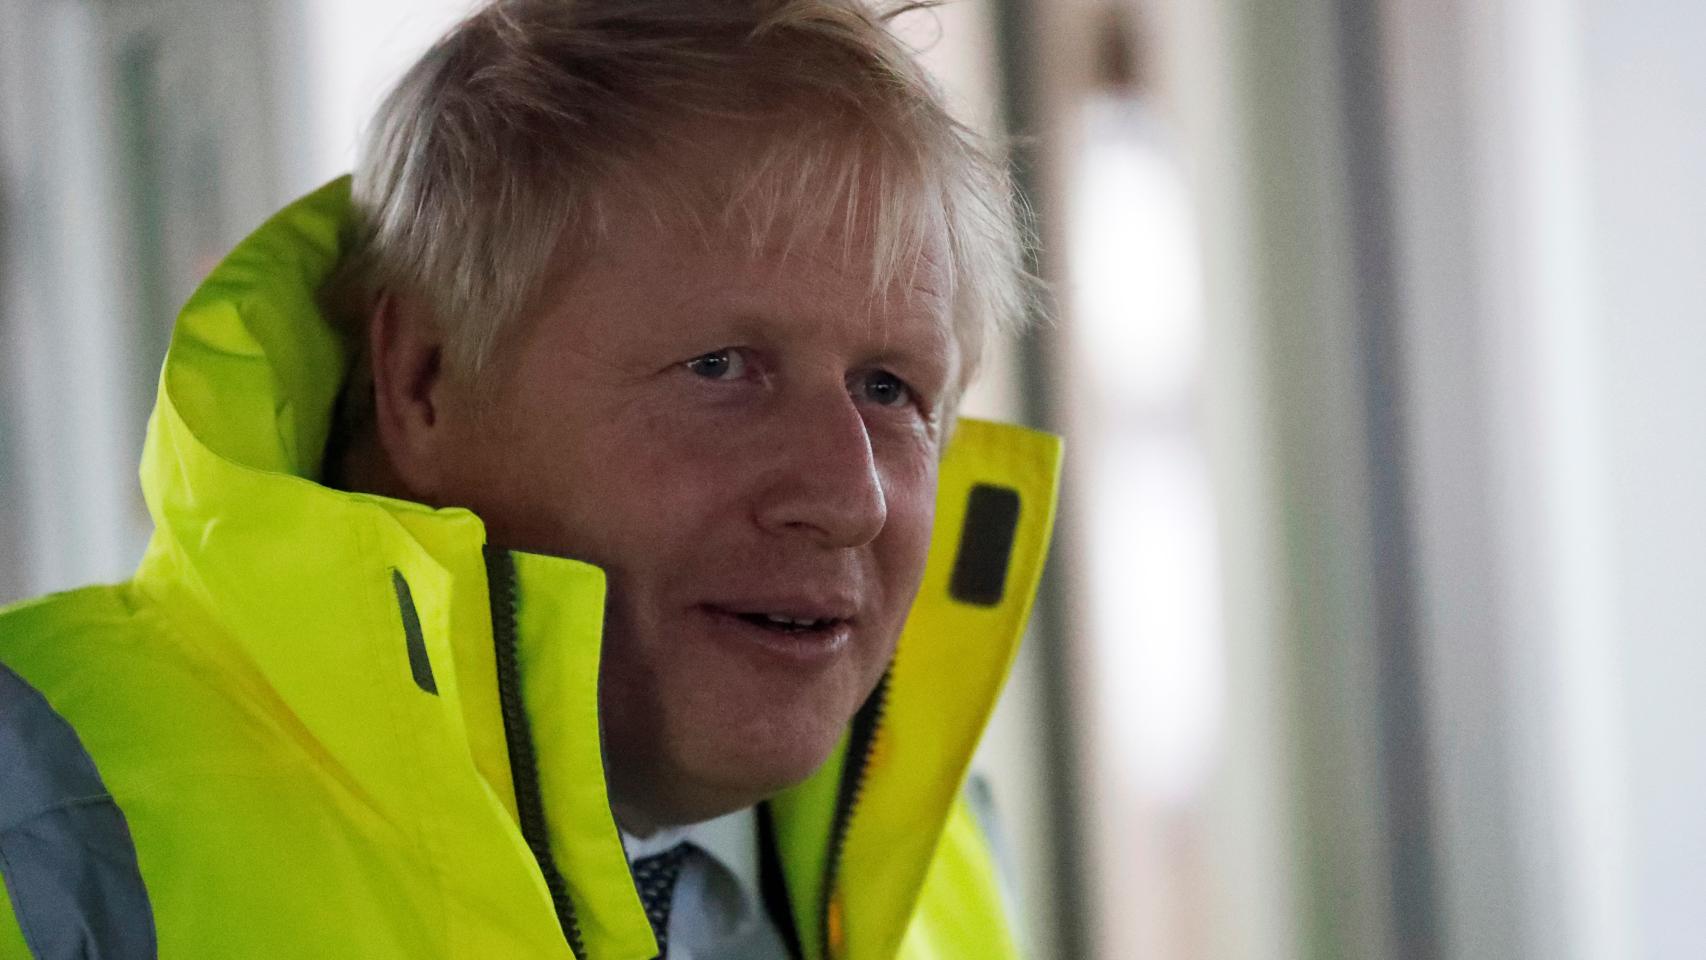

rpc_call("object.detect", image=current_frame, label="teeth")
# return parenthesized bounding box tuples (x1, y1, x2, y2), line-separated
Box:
(765, 614, 821, 627)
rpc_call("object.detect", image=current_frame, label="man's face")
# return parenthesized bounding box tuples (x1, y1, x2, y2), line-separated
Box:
(431, 193, 957, 830)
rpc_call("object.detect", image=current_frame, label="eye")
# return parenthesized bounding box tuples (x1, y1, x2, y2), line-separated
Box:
(855, 369, 913, 408)
(685, 349, 748, 381)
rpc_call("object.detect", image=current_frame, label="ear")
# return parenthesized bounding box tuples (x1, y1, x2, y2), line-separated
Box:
(369, 291, 453, 501)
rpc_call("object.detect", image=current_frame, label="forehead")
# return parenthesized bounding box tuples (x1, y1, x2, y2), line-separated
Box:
(561, 196, 955, 354)
(556, 117, 958, 339)
(586, 111, 948, 289)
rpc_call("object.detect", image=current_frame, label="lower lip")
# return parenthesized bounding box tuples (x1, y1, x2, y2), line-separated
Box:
(697, 606, 853, 665)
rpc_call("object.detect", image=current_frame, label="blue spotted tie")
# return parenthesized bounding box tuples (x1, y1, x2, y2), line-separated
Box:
(632, 842, 694, 958)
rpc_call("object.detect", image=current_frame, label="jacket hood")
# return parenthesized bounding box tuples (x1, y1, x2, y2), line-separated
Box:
(134, 177, 1062, 960)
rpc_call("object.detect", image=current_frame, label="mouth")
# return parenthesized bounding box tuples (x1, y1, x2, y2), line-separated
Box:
(732, 611, 844, 633)
(699, 604, 855, 662)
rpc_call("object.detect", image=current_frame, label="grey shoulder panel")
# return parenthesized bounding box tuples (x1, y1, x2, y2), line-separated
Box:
(0, 662, 156, 959)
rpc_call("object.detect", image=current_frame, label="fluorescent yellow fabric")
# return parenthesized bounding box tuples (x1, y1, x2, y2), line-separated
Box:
(0, 905, 20, 957)
(0, 178, 1061, 960)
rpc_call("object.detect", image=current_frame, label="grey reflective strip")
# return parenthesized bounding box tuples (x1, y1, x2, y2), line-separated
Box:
(949, 485, 1021, 607)
(391, 570, 438, 694)
(0, 662, 156, 959)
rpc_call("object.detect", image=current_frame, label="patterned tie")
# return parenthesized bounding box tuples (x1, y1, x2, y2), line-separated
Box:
(632, 842, 695, 958)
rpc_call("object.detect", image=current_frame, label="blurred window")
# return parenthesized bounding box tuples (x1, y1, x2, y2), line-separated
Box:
(1069, 89, 1224, 960)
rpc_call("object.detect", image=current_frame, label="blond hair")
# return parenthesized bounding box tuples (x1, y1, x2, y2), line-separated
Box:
(347, 0, 1035, 397)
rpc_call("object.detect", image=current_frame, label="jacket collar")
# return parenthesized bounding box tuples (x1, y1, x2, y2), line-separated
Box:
(136, 178, 1061, 960)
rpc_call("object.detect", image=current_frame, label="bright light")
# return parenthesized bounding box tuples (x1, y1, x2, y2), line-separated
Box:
(1071, 95, 1224, 806)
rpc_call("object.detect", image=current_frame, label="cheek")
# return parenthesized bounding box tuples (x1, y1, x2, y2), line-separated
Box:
(519, 404, 736, 577)
(431, 405, 532, 515)
(440, 392, 619, 557)
(880, 452, 941, 592)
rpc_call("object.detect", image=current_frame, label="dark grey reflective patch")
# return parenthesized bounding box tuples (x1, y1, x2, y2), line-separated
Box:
(949, 485, 1022, 607)
(391, 570, 438, 695)
(0, 661, 156, 958)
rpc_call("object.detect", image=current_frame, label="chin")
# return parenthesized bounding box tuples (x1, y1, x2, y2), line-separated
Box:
(604, 610, 895, 825)
(657, 709, 850, 819)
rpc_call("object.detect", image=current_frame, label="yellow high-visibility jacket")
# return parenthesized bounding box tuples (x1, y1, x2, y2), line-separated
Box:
(0, 179, 1061, 960)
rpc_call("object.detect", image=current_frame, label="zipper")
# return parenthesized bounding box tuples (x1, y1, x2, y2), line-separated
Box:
(758, 802, 807, 960)
(487, 547, 589, 958)
(818, 667, 893, 960)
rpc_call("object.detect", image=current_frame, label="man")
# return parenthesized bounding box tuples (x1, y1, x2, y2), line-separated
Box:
(0, 1, 1060, 957)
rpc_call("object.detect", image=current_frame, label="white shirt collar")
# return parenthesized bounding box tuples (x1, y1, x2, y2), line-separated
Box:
(622, 809, 793, 960)
(620, 807, 761, 897)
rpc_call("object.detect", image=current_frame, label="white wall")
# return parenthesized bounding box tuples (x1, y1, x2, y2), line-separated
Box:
(0, 0, 143, 601)
(284, 0, 479, 195)
(1388, 0, 1706, 956)
(1578, 2, 1706, 956)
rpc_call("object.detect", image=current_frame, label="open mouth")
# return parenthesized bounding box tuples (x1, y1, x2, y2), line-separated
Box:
(700, 604, 855, 661)
(732, 612, 842, 634)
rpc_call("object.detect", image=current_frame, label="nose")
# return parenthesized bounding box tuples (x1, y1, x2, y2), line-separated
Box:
(753, 390, 888, 548)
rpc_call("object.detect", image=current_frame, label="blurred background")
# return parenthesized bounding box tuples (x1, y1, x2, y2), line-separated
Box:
(2, 0, 1703, 957)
